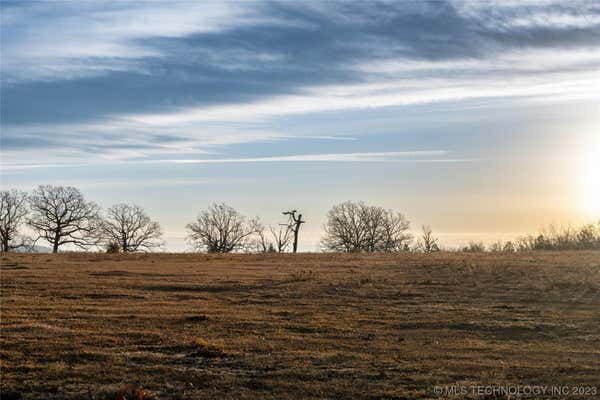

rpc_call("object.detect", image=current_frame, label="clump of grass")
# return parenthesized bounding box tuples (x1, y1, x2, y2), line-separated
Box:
(289, 269, 316, 281)
(184, 315, 209, 322)
(190, 337, 226, 358)
(110, 384, 151, 400)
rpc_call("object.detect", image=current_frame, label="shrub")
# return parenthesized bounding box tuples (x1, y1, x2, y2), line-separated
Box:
(105, 241, 121, 253)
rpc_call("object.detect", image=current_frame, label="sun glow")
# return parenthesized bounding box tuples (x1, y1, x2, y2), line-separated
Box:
(582, 135, 600, 218)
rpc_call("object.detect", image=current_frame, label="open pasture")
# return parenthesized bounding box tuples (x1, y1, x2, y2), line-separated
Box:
(1, 252, 599, 399)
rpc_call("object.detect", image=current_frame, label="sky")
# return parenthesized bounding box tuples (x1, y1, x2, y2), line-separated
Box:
(1, 0, 599, 251)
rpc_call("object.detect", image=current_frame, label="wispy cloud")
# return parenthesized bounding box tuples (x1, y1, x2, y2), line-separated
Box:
(1, 150, 478, 171)
(126, 68, 600, 125)
(1, 176, 291, 191)
(0, 1, 259, 82)
(2, 0, 599, 166)
(455, 0, 600, 30)
(0, 120, 359, 166)
(161, 151, 460, 163)
(4, 0, 600, 118)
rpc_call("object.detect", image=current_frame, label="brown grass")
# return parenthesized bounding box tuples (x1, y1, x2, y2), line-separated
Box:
(1, 251, 599, 399)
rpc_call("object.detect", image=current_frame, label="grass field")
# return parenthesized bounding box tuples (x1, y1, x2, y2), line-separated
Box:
(1, 252, 599, 399)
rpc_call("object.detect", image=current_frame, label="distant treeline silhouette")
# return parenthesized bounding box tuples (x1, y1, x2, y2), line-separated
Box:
(1, 185, 599, 253)
(491, 224, 600, 252)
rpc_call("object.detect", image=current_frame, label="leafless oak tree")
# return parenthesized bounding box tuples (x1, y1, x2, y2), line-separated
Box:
(101, 203, 163, 252)
(27, 185, 101, 253)
(187, 203, 261, 253)
(0, 190, 29, 252)
(417, 225, 440, 253)
(321, 201, 411, 252)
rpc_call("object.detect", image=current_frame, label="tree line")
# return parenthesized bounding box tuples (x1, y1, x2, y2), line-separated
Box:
(0, 186, 306, 254)
(1, 186, 164, 253)
(1, 185, 599, 253)
(487, 223, 600, 252)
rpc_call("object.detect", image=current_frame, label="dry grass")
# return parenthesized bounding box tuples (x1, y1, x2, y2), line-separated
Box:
(1, 252, 599, 399)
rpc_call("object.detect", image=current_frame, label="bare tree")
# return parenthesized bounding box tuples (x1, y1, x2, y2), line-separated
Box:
(186, 203, 261, 253)
(0, 189, 29, 252)
(282, 210, 305, 253)
(101, 203, 163, 252)
(27, 185, 101, 253)
(321, 201, 411, 252)
(375, 207, 412, 252)
(251, 220, 269, 253)
(270, 225, 292, 253)
(417, 225, 440, 253)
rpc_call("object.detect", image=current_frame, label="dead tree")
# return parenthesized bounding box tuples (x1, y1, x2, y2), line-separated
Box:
(101, 203, 163, 252)
(0, 189, 29, 252)
(27, 185, 101, 253)
(283, 210, 305, 253)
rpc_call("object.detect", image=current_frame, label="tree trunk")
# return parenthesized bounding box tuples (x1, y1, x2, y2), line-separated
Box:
(53, 232, 60, 253)
(292, 226, 299, 253)
(292, 213, 303, 253)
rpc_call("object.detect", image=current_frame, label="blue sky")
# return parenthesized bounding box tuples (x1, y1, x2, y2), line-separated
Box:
(1, 0, 599, 250)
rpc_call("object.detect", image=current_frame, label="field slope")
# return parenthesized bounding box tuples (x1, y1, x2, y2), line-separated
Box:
(1, 252, 599, 399)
